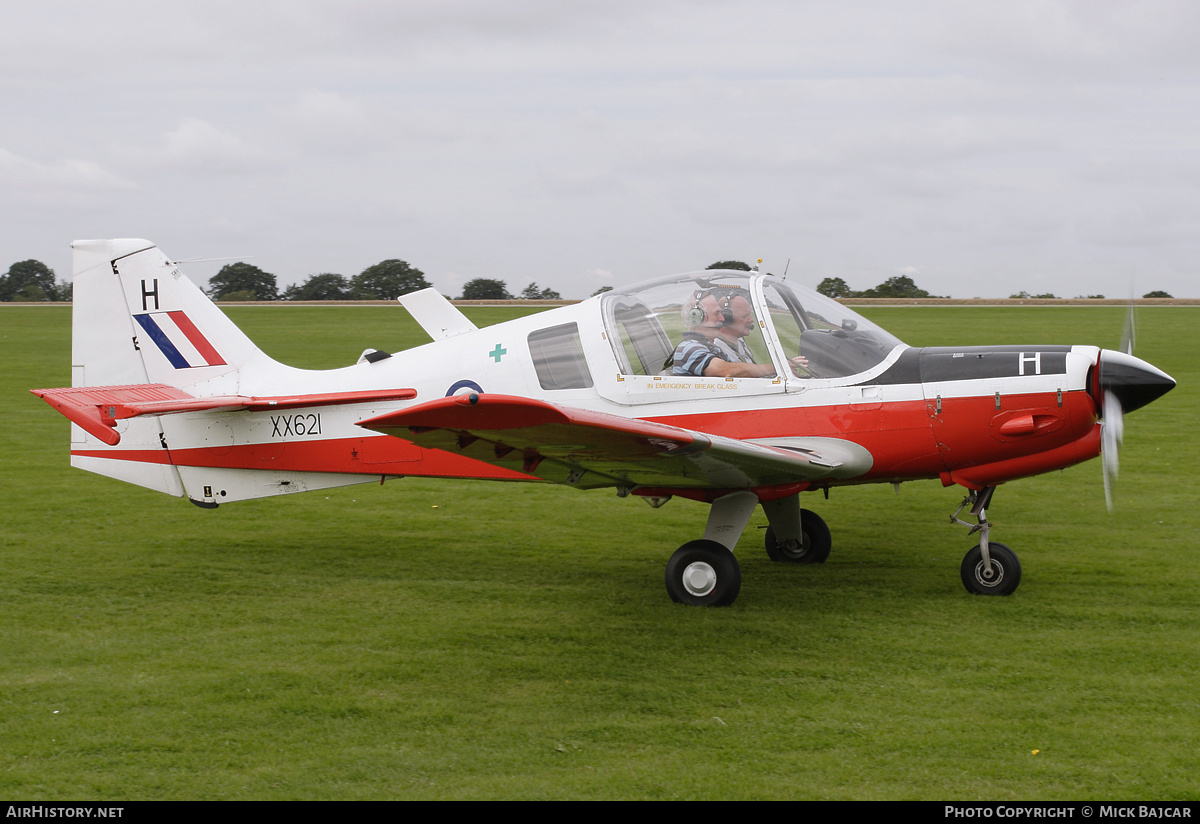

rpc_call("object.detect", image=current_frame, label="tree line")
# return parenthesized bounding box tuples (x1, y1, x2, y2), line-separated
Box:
(211, 260, 434, 301)
(712, 263, 946, 299)
(153, 260, 581, 301)
(1008, 290, 1174, 299)
(0, 258, 582, 302)
(818, 276, 1173, 300)
(815, 275, 944, 299)
(708, 262, 947, 299)
(0, 257, 1176, 302)
(210, 261, 582, 301)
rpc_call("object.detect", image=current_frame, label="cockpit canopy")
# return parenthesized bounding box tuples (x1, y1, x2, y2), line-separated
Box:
(601, 271, 904, 380)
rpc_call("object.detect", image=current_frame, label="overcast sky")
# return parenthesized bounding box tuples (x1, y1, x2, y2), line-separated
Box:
(4, 1, 1198, 298)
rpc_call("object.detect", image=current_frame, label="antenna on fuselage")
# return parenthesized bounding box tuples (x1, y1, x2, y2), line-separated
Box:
(169, 255, 259, 266)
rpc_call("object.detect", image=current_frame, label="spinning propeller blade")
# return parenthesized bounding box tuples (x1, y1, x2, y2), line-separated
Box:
(1101, 389, 1124, 513)
(1120, 300, 1136, 356)
(1095, 304, 1174, 511)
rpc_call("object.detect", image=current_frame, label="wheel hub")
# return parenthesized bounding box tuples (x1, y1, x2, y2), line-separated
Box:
(681, 561, 717, 597)
(782, 537, 807, 559)
(973, 559, 1004, 587)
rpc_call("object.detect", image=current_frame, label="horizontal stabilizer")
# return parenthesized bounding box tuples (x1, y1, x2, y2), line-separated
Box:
(33, 384, 417, 446)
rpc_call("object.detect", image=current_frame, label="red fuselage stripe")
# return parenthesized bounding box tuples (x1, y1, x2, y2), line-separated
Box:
(73, 436, 536, 481)
(71, 390, 1099, 488)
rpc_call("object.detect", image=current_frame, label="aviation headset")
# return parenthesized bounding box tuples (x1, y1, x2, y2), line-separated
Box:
(685, 290, 736, 329)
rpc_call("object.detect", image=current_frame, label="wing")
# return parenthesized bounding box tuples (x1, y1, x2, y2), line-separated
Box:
(357, 393, 872, 491)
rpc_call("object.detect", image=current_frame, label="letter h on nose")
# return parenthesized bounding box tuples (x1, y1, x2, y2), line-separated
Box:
(1018, 352, 1041, 376)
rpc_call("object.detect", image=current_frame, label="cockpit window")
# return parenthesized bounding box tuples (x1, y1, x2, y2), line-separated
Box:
(762, 282, 902, 378)
(601, 274, 772, 377)
(602, 272, 904, 381)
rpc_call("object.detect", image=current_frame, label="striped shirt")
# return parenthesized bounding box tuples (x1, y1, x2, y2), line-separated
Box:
(671, 333, 726, 376)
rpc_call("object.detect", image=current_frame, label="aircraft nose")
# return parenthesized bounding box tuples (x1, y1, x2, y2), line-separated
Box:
(1097, 349, 1176, 414)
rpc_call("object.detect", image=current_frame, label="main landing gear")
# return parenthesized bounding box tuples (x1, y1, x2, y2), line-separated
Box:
(763, 510, 831, 563)
(950, 486, 1022, 596)
(664, 490, 757, 607)
(664, 491, 832, 606)
(664, 540, 742, 606)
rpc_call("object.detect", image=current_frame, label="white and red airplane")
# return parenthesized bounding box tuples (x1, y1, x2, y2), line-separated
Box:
(33, 239, 1175, 605)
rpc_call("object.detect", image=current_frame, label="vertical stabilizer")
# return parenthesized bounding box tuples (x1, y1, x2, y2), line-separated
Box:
(46, 239, 378, 505)
(66, 239, 267, 497)
(72, 239, 262, 395)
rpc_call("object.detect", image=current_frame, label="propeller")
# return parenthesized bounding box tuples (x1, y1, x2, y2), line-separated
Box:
(1120, 301, 1136, 356)
(1095, 304, 1174, 512)
(1101, 388, 1124, 512)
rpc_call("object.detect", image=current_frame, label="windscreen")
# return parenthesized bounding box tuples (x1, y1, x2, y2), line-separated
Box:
(761, 280, 904, 378)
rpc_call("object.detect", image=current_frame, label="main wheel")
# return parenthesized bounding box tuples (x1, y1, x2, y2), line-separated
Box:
(665, 540, 742, 606)
(764, 509, 831, 564)
(960, 542, 1022, 595)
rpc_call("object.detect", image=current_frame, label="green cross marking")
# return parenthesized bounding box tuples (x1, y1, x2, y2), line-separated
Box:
(489, 343, 507, 362)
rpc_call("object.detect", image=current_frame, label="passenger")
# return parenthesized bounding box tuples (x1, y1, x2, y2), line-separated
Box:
(670, 291, 777, 378)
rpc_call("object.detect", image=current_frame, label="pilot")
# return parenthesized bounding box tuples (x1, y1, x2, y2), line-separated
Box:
(717, 292, 811, 376)
(670, 291, 777, 378)
(713, 293, 759, 365)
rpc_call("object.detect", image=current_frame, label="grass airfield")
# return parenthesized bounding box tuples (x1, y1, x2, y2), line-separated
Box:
(2, 302, 1197, 800)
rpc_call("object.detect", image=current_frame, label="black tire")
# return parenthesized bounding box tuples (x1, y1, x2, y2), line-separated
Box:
(665, 540, 742, 606)
(960, 542, 1022, 595)
(764, 508, 831, 564)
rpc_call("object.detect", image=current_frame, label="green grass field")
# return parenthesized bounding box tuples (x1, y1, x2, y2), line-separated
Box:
(2, 303, 1196, 800)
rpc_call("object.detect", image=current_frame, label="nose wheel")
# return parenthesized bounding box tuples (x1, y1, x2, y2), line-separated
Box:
(960, 541, 1022, 595)
(951, 487, 1022, 596)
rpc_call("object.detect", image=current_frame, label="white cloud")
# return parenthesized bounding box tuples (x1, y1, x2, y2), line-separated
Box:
(157, 118, 263, 174)
(0, 147, 135, 191)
